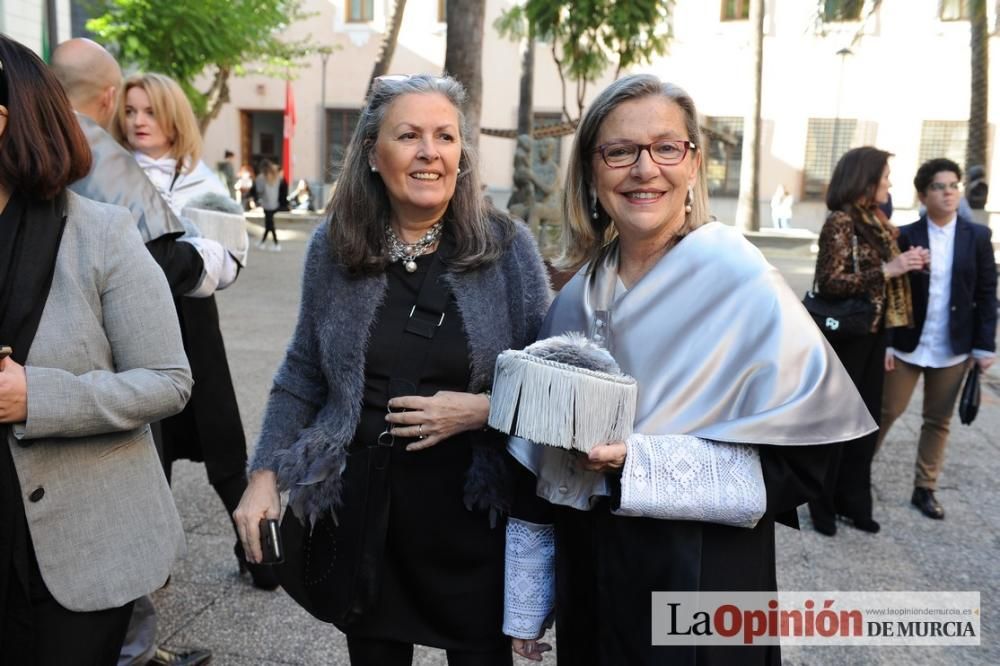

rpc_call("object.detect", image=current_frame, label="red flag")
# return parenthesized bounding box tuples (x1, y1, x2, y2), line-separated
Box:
(282, 80, 296, 183)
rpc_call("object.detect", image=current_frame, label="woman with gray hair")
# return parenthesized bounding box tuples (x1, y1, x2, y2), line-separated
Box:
(503, 74, 874, 665)
(234, 74, 550, 665)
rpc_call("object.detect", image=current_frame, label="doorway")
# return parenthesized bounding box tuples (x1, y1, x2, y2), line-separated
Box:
(239, 110, 283, 174)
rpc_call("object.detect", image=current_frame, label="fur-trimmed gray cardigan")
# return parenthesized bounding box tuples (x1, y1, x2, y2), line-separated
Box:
(250, 219, 552, 524)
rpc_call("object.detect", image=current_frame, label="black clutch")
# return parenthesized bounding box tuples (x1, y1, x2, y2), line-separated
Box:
(958, 365, 981, 425)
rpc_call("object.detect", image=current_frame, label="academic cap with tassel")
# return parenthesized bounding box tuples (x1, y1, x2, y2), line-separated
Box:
(488, 333, 637, 454)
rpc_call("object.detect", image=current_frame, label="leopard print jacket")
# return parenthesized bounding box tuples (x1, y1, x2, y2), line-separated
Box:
(814, 210, 892, 334)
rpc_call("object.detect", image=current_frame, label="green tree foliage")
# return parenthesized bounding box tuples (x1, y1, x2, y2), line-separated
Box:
(496, 0, 674, 120)
(86, 0, 315, 130)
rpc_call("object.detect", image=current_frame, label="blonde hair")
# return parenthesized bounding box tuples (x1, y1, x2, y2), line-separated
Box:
(112, 72, 202, 170)
(559, 74, 710, 270)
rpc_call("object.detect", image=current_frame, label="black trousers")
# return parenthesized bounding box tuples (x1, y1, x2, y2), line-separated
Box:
(346, 635, 512, 666)
(261, 209, 278, 243)
(809, 329, 885, 525)
(2, 538, 133, 665)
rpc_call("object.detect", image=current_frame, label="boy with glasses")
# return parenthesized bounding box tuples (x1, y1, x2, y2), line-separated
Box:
(877, 158, 997, 520)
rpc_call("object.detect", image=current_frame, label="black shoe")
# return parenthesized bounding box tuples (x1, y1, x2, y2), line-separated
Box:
(234, 542, 280, 590)
(911, 487, 945, 519)
(813, 520, 837, 536)
(147, 646, 211, 666)
(846, 516, 881, 533)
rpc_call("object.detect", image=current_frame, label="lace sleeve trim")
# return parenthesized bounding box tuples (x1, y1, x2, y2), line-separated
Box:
(503, 518, 556, 639)
(615, 433, 767, 528)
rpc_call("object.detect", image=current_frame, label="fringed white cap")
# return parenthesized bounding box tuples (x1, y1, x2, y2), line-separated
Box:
(488, 334, 637, 453)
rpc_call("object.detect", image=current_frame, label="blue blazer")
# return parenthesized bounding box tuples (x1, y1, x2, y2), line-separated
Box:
(889, 215, 997, 355)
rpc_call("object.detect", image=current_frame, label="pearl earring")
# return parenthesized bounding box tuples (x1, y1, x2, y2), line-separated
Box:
(684, 187, 693, 214)
(370, 165, 378, 173)
(590, 189, 599, 220)
(456, 167, 461, 175)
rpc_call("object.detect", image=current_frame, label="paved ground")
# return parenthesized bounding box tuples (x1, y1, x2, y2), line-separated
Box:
(154, 220, 998, 665)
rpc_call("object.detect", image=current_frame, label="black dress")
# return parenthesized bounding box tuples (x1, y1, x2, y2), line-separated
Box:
(344, 252, 507, 653)
(513, 443, 833, 666)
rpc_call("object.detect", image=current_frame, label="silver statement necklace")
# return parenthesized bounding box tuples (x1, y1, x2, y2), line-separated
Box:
(385, 221, 444, 273)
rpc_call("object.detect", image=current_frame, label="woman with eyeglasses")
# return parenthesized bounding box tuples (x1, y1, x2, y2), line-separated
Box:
(234, 74, 550, 666)
(806, 147, 929, 537)
(502, 74, 874, 666)
(0, 35, 191, 662)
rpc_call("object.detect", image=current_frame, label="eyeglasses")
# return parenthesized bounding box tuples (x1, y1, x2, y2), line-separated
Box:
(927, 182, 962, 193)
(594, 140, 696, 168)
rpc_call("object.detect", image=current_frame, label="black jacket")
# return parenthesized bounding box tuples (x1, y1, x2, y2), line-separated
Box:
(889, 215, 997, 355)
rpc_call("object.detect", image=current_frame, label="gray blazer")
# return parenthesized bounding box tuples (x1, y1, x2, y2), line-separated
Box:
(6, 192, 192, 612)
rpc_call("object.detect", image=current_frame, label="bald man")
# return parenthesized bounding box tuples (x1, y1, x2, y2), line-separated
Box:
(52, 39, 218, 666)
(52, 38, 235, 299)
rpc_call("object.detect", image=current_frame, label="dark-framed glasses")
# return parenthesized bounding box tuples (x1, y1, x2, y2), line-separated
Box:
(927, 181, 962, 193)
(594, 139, 696, 168)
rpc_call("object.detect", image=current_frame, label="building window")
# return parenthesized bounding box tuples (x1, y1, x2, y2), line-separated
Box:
(823, 0, 863, 21)
(939, 0, 970, 21)
(803, 118, 858, 198)
(918, 121, 968, 166)
(705, 117, 743, 196)
(325, 108, 362, 181)
(721, 0, 750, 21)
(347, 0, 374, 23)
(439, 0, 447, 23)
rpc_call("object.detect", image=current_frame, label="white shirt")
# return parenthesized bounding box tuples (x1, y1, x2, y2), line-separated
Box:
(134, 152, 228, 217)
(894, 216, 967, 368)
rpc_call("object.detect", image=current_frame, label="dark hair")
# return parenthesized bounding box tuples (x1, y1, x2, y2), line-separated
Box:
(825, 146, 892, 212)
(327, 74, 512, 275)
(913, 158, 962, 194)
(0, 34, 92, 200)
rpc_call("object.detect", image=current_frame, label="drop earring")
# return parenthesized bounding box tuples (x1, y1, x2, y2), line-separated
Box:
(370, 165, 378, 173)
(590, 189, 599, 220)
(684, 186, 693, 214)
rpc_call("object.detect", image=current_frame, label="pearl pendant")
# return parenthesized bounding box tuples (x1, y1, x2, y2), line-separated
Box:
(405, 260, 418, 273)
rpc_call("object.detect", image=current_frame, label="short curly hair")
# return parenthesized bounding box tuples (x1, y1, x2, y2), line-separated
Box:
(913, 158, 961, 195)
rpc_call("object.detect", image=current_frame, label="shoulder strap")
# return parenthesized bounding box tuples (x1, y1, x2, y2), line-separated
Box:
(386, 249, 451, 400)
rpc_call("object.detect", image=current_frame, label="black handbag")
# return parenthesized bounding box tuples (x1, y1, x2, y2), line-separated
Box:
(276, 440, 391, 625)
(958, 365, 981, 425)
(803, 225, 875, 340)
(276, 252, 450, 626)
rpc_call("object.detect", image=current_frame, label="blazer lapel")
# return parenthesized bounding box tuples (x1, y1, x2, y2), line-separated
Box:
(911, 216, 931, 250)
(952, 217, 974, 298)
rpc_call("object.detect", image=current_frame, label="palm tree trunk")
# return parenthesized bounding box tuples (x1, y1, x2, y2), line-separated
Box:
(734, 0, 763, 232)
(966, 0, 988, 173)
(367, 0, 409, 95)
(444, 0, 487, 149)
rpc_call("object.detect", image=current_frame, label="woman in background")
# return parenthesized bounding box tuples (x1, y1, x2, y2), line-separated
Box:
(112, 71, 276, 589)
(807, 146, 928, 536)
(254, 159, 288, 249)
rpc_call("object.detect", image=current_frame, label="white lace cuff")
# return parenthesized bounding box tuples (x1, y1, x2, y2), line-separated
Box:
(615, 433, 766, 528)
(503, 518, 555, 639)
